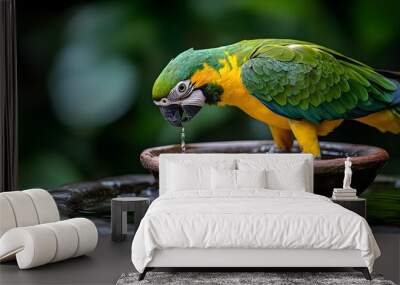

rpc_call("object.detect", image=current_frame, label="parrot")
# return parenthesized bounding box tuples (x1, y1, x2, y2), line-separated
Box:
(152, 39, 400, 157)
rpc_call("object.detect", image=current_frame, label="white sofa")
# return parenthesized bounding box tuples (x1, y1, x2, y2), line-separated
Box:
(0, 189, 98, 269)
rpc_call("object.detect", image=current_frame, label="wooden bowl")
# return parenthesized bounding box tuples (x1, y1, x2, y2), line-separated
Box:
(140, 140, 389, 197)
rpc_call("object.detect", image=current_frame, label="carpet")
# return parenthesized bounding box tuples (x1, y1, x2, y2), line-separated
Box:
(116, 271, 396, 285)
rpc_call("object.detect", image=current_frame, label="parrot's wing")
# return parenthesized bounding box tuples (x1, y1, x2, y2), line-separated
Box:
(240, 42, 398, 124)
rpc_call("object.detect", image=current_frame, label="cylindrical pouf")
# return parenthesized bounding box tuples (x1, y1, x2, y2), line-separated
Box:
(0, 189, 60, 238)
(0, 218, 98, 269)
(0, 196, 17, 237)
(65, 218, 98, 257)
(42, 221, 79, 262)
(0, 226, 57, 269)
(24, 189, 59, 224)
(0, 191, 39, 227)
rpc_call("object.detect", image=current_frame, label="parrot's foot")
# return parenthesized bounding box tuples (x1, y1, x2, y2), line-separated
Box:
(289, 119, 321, 158)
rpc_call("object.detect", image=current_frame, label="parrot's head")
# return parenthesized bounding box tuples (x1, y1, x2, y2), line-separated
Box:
(152, 48, 224, 127)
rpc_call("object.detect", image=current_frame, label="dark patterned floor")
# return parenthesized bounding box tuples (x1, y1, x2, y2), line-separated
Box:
(0, 220, 398, 285)
(117, 271, 395, 285)
(0, 234, 134, 285)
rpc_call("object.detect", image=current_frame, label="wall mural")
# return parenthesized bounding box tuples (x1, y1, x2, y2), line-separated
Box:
(16, 2, 399, 227)
(146, 39, 400, 225)
(152, 39, 400, 157)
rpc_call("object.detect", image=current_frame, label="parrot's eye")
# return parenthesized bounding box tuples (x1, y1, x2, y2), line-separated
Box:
(177, 82, 187, 94)
(168, 80, 192, 101)
(161, 98, 168, 104)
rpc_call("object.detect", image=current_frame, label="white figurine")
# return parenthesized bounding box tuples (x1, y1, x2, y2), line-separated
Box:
(332, 157, 357, 199)
(343, 157, 353, 190)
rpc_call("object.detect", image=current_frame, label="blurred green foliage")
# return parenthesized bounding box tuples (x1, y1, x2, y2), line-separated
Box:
(17, 0, 400, 189)
(362, 181, 400, 226)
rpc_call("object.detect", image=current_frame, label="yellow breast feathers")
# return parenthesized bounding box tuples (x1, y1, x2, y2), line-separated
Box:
(190, 54, 290, 129)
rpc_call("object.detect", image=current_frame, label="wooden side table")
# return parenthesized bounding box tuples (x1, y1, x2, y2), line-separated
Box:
(331, 197, 366, 218)
(111, 197, 151, 241)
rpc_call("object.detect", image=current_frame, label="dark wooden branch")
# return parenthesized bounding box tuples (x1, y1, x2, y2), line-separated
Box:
(0, 0, 18, 192)
(51, 175, 157, 216)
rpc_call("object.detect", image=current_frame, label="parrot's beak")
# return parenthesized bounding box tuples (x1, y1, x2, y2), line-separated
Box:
(157, 89, 206, 127)
(159, 104, 202, 127)
(159, 104, 184, 127)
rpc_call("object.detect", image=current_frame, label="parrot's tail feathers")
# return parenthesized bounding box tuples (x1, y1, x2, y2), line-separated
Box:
(384, 75, 400, 134)
(388, 80, 400, 133)
(376, 68, 400, 105)
(390, 80, 400, 105)
(376, 69, 400, 81)
(355, 70, 400, 133)
(393, 106, 400, 122)
(356, 109, 400, 134)
(379, 107, 400, 134)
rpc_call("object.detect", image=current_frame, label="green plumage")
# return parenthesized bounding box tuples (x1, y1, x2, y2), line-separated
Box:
(237, 39, 397, 123)
(152, 48, 225, 100)
(152, 39, 400, 156)
(153, 39, 399, 125)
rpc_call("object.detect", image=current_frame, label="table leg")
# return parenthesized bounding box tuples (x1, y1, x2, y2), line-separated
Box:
(122, 210, 127, 235)
(111, 202, 123, 242)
